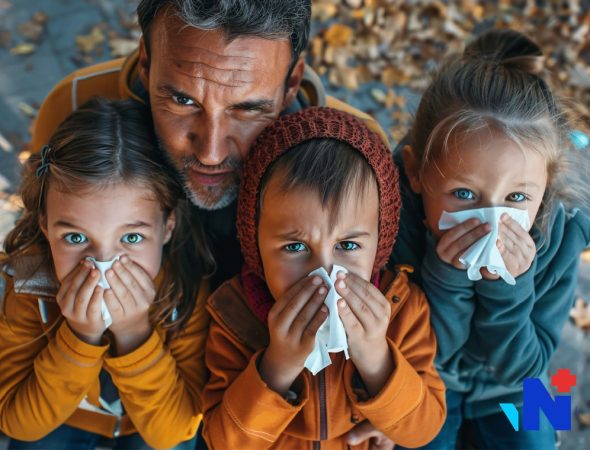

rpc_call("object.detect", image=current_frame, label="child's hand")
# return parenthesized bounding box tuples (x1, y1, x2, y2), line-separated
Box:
(436, 218, 491, 268)
(103, 256, 156, 354)
(494, 213, 536, 279)
(56, 259, 106, 345)
(259, 276, 328, 395)
(335, 271, 394, 396)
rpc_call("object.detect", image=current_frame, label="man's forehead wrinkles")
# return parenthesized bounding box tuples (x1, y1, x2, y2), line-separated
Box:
(174, 62, 254, 88)
(172, 44, 257, 69)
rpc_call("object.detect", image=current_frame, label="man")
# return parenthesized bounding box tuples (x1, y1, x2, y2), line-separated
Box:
(31, 1, 393, 448)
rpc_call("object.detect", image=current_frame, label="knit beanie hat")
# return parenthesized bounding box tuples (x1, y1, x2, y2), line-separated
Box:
(237, 107, 401, 279)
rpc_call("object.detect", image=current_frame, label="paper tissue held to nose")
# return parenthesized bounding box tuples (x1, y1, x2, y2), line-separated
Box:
(304, 265, 350, 375)
(85, 256, 119, 328)
(439, 207, 531, 285)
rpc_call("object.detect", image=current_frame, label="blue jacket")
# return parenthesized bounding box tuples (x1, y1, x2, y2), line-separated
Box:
(390, 150, 590, 418)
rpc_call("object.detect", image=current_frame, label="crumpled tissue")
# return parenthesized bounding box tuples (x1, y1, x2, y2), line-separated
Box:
(86, 256, 119, 327)
(304, 265, 349, 375)
(438, 207, 530, 285)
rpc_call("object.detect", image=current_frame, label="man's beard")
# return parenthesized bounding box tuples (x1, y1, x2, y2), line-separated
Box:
(157, 139, 241, 210)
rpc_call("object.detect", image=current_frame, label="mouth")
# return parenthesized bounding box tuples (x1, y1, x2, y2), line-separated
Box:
(186, 168, 233, 187)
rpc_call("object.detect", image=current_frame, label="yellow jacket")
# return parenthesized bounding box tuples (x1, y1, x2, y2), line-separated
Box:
(0, 253, 210, 448)
(30, 51, 389, 152)
(202, 268, 446, 449)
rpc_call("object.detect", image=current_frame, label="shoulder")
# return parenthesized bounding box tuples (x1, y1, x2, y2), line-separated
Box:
(380, 266, 429, 319)
(207, 276, 268, 351)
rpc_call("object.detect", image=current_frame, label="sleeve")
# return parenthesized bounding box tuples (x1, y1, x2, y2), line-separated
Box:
(104, 283, 210, 449)
(420, 232, 476, 370)
(464, 211, 590, 385)
(0, 278, 107, 440)
(202, 318, 309, 450)
(346, 283, 447, 448)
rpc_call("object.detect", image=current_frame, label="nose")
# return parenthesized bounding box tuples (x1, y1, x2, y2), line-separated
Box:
(191, 114, 231, 167)
(312, 249, 334, 276)
(89, 243, 118, 263)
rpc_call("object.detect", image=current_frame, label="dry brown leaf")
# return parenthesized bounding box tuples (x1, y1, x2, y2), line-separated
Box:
(109, 37, 138, 57)
(76, 26, 105, 54)
(0, 30, 11, 48)
(32, 11, 48, 24)
(17, 21, 44, 42)
(9, 42, 36, 56)
(323, 24, 353, 47)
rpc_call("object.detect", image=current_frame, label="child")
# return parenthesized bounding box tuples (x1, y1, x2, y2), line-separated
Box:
(391, 29, 590, 449)
(0, 98, 213, 449)
(201, 107, 446, 449)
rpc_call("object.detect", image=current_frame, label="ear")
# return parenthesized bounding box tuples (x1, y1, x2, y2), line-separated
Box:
(282, 57, 305, 109)
(138, 37, 150, 90)
(163, 210, 176, 245)
(402, 145, 422, 194)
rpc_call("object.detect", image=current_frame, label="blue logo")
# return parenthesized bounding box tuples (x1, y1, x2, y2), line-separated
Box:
(499, 368, 576, 431)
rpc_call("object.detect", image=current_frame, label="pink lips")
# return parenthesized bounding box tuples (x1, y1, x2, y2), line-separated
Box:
(188, 168, 232, 186)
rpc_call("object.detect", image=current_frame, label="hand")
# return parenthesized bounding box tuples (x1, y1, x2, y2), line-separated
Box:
(436, 219, 491, 269)
(103, 255, 156, 354)
(56, 259, 105, 345)
(494, 213, 536, 278)
(335, 271, 393, 396)
(259, 275, 328, 395)
(346, 420, 395, 450)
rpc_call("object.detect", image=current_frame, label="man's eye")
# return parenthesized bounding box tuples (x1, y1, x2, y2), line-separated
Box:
(172, 95, 194, 106)
(336, 241, 359, 251)
(452, 189, 475, 200)
(507, 192, 527, 202)
(121, 233, 144, 244)
(63, 233, 88, 245)
(284, 243, 307, 252)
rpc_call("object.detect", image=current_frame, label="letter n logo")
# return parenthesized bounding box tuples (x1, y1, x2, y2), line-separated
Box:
(522, 378, 571, 430)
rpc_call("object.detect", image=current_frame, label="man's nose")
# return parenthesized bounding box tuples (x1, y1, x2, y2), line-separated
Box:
(191, 115, 231, 166)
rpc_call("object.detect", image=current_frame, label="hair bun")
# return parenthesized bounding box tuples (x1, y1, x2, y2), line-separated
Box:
(465, 29, 545, 75)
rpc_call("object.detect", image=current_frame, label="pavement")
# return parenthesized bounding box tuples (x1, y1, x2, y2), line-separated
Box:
(0, 1, 589, 449)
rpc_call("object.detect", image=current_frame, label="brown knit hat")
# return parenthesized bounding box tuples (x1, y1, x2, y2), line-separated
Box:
(237, 107, 401, 278)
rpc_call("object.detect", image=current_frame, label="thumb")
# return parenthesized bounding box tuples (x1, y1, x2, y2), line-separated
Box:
(345, 420, 380, 445)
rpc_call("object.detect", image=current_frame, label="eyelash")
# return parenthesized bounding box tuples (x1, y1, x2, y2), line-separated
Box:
(282, 241, 361, 253)
(61, 233, 145, 246)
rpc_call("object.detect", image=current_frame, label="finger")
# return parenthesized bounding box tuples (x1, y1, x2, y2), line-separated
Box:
(345, 420, 382, 446)
(437, 219, 485, 254)
(337, 272, 388, 318)
(300, 304, 329, 344)
(287, 285, 328, 336)
(58, 262, 93, 313)
(369, 435, 396, 450)
(86, 285, 104, 322)
(440, 222, 490, 254)
(119, 256, 154, 296)
(72, 268, 100, 317)
(107, 262, 139, 308)
(275, 277, 325, 324)
(103, 288, 125, 317)
(337, 298, 364, 336)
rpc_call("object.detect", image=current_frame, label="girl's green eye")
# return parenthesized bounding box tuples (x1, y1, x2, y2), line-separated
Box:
(63, 233, 87, 245)
(507, 192, 527, 202)
(337, 241, 359, 251)
(121, 233, 144, 244)
(284, 242, 306, 252)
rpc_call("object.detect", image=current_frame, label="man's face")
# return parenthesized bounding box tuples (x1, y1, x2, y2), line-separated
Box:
(140, 12, 303, 210)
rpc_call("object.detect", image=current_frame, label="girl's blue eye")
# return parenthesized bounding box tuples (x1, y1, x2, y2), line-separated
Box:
(336, 241, 359, 251)
(453, 189, 475, 200)
(63, 233, 88, 245)
(121, 233, 144, 244)
(507, 192, 527, 202)
(284, 242, 307, 252)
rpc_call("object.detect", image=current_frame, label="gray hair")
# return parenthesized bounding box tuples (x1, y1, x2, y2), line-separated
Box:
(137, 0, 310, 69)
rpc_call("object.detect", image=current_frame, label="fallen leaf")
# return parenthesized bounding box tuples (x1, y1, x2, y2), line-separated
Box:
(323, 24, 353, 47)
(108, 37, 138, 58)
(17, 21, 44, 42)
(9, 42, 36, 56)
(76, 26, 105, 54)
(18, 102, 37, 118)
(0, 132, 12, 153)
(0, 30, 11, 48)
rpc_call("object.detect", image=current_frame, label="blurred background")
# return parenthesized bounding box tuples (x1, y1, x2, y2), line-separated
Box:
(0, 1, 590, 448)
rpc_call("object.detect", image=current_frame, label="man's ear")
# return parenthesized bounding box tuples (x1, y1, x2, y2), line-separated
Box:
(402, 145, 422, 194)
(163, 210, 176, 245)
(138, 37, 150, 90)
(282, 58, 305, 109)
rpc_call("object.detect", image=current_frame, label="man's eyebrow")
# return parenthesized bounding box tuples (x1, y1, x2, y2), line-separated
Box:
(232, 99, 275, 111)
(158, 83, 191, 98)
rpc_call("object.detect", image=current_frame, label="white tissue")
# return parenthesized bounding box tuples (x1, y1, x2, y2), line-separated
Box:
(85, 256, 119, 328)
(304, 265, 349, 375)
(438, 207, 530, 285)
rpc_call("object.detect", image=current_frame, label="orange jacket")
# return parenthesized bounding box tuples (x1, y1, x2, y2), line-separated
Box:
(30, 51, 389, 153)
(202, 268, 446, 449)
(0, 253, 210, 448)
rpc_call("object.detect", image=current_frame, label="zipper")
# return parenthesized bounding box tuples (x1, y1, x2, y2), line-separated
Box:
(313, 369, 328, 449)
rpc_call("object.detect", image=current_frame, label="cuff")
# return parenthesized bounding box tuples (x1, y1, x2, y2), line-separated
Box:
(423, 232, 474, 288)
(56, 322, 109, 367)
(104, 329, 164, 375)
(474, 258, 536, 302)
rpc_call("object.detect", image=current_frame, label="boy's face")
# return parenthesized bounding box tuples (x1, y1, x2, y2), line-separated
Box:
(257, 175, 380, 301)
(40, 182, 175, 282)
